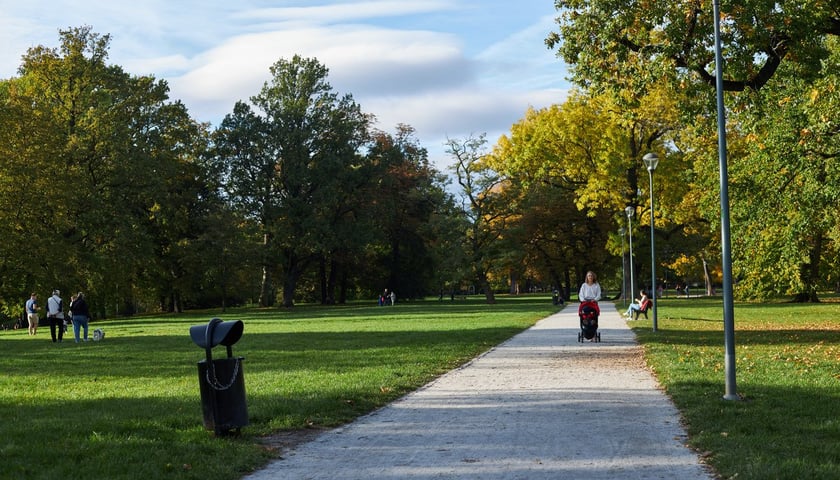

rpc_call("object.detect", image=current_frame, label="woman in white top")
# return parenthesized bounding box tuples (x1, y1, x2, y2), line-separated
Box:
(578, 271, 602, 302)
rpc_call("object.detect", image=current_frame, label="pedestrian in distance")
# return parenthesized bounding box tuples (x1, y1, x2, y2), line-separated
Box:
(47, 289, 65, 343)
(25, 293, 40, 336)
(70, 292, 91, 343)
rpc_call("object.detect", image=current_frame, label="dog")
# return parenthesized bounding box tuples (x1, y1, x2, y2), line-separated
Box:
(92, 328, 105, 341)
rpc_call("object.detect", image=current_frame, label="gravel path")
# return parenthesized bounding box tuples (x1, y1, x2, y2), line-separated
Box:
(243, 302, 716, 480)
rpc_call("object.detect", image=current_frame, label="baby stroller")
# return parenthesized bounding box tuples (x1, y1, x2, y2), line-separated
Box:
(577, 300, 601, 342)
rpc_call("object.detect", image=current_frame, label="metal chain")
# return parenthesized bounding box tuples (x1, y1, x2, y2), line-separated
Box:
(205, 358, 240, 391)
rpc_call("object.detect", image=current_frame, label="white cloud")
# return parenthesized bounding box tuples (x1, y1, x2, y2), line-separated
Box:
(1, 0, 572, 174)
(168, 24, 473, 122)
(234, 1, 457, 24)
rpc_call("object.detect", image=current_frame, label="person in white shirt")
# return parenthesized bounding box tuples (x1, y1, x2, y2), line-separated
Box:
(47, 289, 65, 343)
(578, 271, 601, 302)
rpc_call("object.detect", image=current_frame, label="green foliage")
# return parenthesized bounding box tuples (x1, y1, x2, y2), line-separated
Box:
(545, 3, 840, 301)
(716, 39, 840, 300)
(0, 26, 214, 317)
(486, 89, 712, 295)
(549, 0, 838, 94)
(0, 28, 468, 316)
(0, 297, 555, 479)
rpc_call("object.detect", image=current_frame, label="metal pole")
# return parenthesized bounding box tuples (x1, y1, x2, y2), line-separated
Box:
(713, 0, 738, 400)
(620, 227, 627, 307)
(647, 167, 658, 332)
(626, 207, 635, 303)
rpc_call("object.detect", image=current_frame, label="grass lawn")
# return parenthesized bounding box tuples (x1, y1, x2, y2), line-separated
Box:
(0, 295, 555, 480)
(628, 296, 840, 480)
(4, 294, 839, 480)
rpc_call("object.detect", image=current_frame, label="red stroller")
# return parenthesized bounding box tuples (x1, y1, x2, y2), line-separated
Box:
(577, 300, 601, 342)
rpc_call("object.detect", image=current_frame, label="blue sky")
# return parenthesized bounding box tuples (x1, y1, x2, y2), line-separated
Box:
(0, 0, 571, 169)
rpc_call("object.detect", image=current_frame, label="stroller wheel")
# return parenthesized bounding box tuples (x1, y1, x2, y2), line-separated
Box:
(577, 332, 582, 343)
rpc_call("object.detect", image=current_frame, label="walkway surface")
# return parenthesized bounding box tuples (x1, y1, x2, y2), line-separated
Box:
(243, 302, 716, 480)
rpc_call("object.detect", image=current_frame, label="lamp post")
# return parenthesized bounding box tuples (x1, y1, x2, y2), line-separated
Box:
(713, 0, 738, 400)
(643, 152, 659, 332)
(619, 226, 627, 307)
(625, 206, 635, 304)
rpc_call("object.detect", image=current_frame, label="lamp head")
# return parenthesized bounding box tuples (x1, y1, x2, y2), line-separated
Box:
(625, 206, 634, 218)
(643, 153, 659, 171)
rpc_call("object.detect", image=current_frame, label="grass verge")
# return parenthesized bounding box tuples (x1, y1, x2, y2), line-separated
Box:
(0, 296, 555, 480)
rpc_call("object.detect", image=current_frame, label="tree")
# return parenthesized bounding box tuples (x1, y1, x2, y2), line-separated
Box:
(0, 26, 210, 316)
(486, 88, 706, 298)
(447, 134, 516, 304)
(720, 39, 840, 301)
(547, 0, 840, 94)
(364, 125, 450, 300)
(212, 55, 371, 307)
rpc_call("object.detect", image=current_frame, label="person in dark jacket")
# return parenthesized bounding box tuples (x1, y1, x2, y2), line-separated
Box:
(69, 292, 91, 343)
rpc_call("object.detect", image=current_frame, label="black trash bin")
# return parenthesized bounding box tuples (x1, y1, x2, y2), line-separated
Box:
(189, 318, 248, 435)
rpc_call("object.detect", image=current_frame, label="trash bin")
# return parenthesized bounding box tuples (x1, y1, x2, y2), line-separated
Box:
(189, 318, 248, 435)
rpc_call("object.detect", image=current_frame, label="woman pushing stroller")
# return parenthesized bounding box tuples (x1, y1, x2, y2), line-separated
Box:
(579, 271, 601, 303)
(577, 271, 602, 342)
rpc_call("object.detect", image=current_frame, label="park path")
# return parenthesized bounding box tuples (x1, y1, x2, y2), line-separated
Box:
(242, 302, 716, 480)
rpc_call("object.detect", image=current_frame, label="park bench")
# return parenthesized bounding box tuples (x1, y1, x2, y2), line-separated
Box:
(634, 298, 652, 320)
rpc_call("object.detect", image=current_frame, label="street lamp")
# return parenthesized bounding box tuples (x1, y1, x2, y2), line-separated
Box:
(643, 152, 659, 332)
(619, 226, 626, 307)
(625, 206, 635, 303)
(714, 0, 738, 400)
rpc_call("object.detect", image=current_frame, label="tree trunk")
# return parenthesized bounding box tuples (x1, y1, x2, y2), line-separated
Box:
(259, 233, 275, 307)
(282, 270, 298, 308)
(281, 249, 308, 308)
(324, 257, 338, 305)
(794, 233, 823, 303)
(327, 259, 341, 305)
(478, 272, 495, 304)
(564, 269, 572, 302)
(319, 257, 328, 304)
(338, 268, 348, 304)
(509, 268, 519, 295)
(702, 255, 713, 296)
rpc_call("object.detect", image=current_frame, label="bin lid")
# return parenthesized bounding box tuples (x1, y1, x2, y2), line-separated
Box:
(189, 318, 243, 348)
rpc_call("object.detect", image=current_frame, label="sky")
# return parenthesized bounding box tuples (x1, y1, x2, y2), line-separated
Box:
(0, 0, 571, 171)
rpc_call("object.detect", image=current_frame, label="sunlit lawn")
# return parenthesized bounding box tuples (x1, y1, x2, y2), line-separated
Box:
(4, 293, 840, 480)
(0, 296, 555, 480)
(629, 296, 840, 480)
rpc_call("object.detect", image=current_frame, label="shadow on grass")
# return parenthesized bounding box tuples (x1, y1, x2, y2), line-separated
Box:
(667, 380, 840, 479)
(1, 323, 532, 479)
(633, 327, 840, 347)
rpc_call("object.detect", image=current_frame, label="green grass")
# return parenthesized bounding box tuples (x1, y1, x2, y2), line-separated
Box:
(629, 296, 840, 480)
(6, 295, 840, 480)
(0, 296, 555, 480)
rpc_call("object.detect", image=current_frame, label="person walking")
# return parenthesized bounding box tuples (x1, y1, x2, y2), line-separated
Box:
(578, 271, 602, 302)
(69, 292, 91, 343)
(25, 293, 40, 336)
(47, 289, 65, 343)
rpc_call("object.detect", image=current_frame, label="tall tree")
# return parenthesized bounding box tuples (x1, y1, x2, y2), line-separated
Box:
(0, 26, 208, 316)
(547, 0, 840, 94)
(213, 55, 370, 307)
(365, 124, 449, 300)
(721, 39, 840, 301)
(447, 134, 514, 304)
